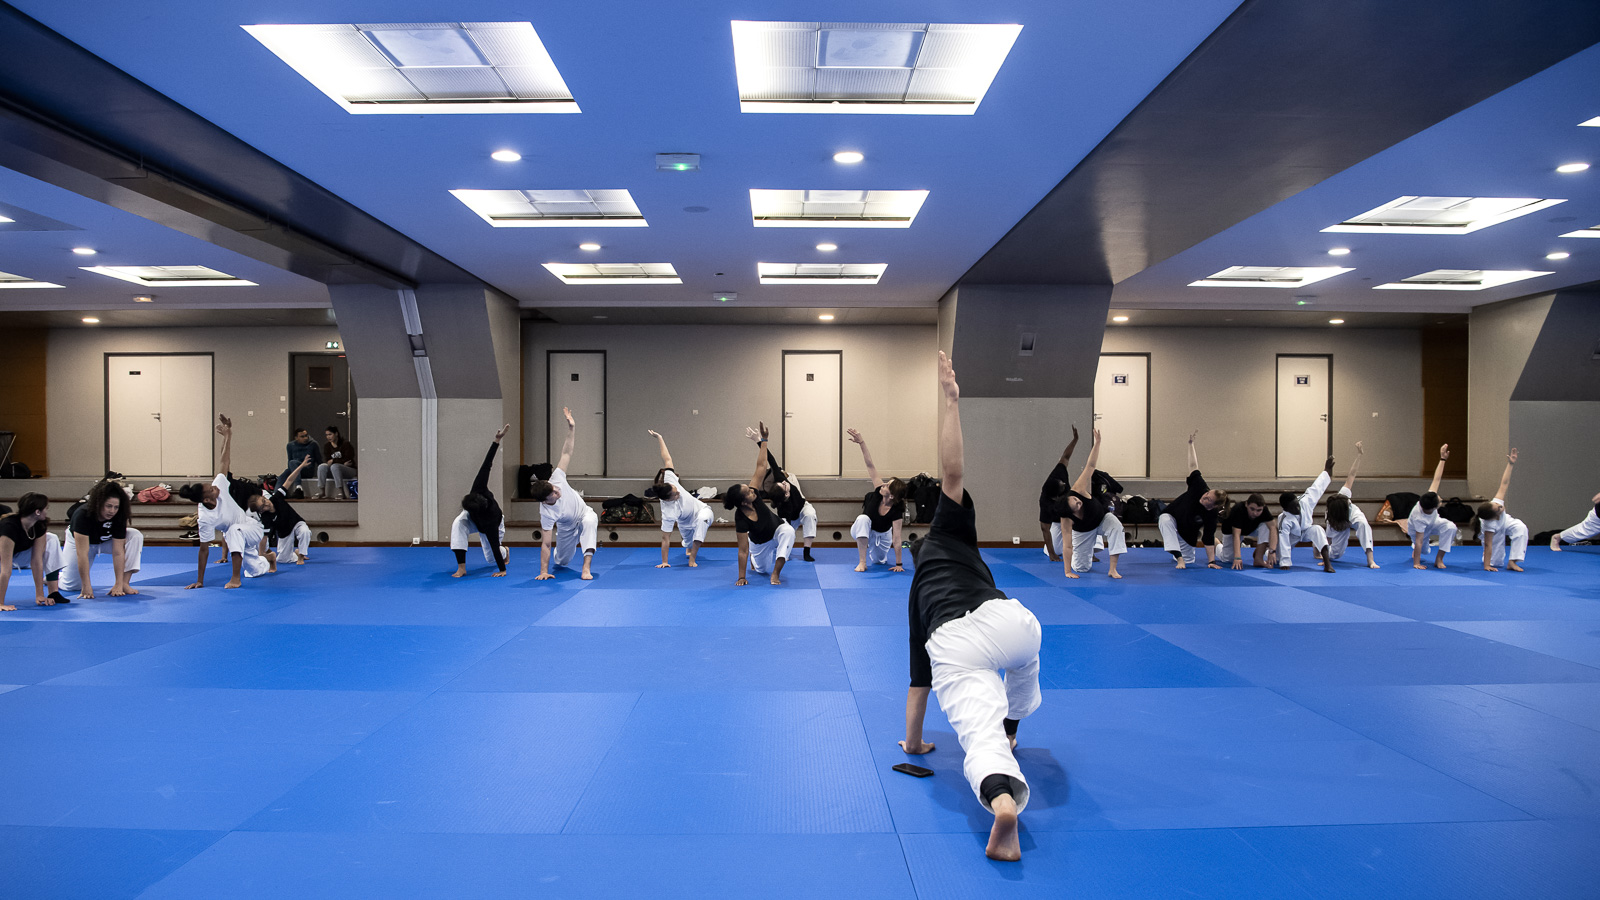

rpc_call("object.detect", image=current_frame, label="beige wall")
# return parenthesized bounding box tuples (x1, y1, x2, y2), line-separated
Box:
(1468, 295, 1553, 496)
(523, 323, 939, 479)
(1100, 326, 1425, 479)
(47, 325, 342, 477)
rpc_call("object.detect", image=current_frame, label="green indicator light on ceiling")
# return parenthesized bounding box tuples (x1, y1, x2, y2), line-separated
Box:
(676, 164, 688, 170)
(1296, 300, 1307, 306)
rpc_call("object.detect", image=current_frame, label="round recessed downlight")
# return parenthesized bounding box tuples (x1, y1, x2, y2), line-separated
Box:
(833, 151, 864, 164)
(1329, 318, 1345, 325)
(818, 314, 835, 321)
(1112, 315, 1130, 323)
(1547, 251, 1571, 260)
(72, 247, 96, 255)
(81, 317, 100, 324)
(1555, 162, 1590, 173)
(490, 149, 522, 162)
(816, 243, 838, 252)
(1327, 247, 1351, 256)
(579, 242, 602, 251)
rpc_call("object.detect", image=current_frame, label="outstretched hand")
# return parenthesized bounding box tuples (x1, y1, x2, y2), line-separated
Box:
(937, 351, 959, 401)
(1507, 447, 1518, 464)
(647, 429, 661, 439)
(1092, 427, 1102, 445)
(1439, 443, 1450, 460)
(746, 426, 762, 443)
(1188, 430, 1198, 444)
(563, 407, 575, 429)
(759, 421, 769, 441)
(1355, 441, 1364, 455)
(846, 428, 864, 445)
(1071, 423, 1079, 441)
(494, 423, 511, 442)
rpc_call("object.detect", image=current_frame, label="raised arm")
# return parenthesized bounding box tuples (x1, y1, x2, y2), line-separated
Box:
(555, 408, 576, 472)
(937, 352, 963, 503)
(1071, 429, 1102, 495)
(847, 429, 883, 487)
(1186, 430, 1200, 472)
(1427, 444, 1449, 494)
(648, 429, 673, 469)
(217, 415, 233, 475)
(746, 423, 770, 488)
(1342, 441, 1364, 493)
(1057, 424, 1080, 468)
(1494, 448, 1517, 503)
(472, 425, 510, 496)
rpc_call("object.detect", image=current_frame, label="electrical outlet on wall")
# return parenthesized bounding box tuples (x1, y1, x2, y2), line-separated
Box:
(1011, 536, 1020, 544)
(247, 411, 254, 416)
(412, 537, 421, 545)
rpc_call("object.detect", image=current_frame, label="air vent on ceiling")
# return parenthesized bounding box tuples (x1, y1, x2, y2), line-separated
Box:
(1373, 269, 1552, 291)
(732, 20, 1021, 114)
(749, 189, 928, 228)
(243, 22, 578, 114)
(1323, 196, 1565, 235)
(758, 263, 886, 285)
(542, 263, 681, 285)
(80, 266, 255, 287)
(1559, 223, 1600, 239)
(0, 270, 62, 289)
(451, 190, 646, 227)
(1188, 266, 1353, 288)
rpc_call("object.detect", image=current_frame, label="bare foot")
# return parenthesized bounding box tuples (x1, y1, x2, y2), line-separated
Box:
(1065, 571, 1079, 579)
(986, 794, 1021, 862)
(687, 560, 698, 568)
(1109, 570, 1122, 579)
(1323, 563, 1335, 573)
(1550, 535, 1562, 552)
(1, 604, 15, 612)
(854, 563, 867, 572)
(770, 576, 781, 585)
(580, 571, 594, 581)
(1413, 563, 1427, 570)
(451, 567, 467, 578)
(1509, 561, 1524, 572)
(1435, 558, 1448, 570)
(491, 570, 507, 578)
(296, 553, 307, 565)
(223, 579, 242, 589)
(1174, 560, 1186, 570)
(1367, 561, 1380, 569)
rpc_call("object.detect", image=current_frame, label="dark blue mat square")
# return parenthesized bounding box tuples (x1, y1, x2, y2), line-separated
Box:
(0, 825, 222, 900)
(1038, 625, 1250, 689)
(1301, 585, 1600, 622)
(823, 588, 911, 626)
(535, 588, 829, 626)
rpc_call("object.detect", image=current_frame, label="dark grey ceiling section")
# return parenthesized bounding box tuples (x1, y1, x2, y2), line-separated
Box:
(962, 0, 1600, 287)
(0, 2, 479, 289)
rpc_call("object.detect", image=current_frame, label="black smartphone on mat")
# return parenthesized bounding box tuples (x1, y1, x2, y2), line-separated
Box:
(892, 763, 935, 778)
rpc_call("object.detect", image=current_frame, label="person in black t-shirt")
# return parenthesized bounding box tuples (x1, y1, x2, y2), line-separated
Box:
(248, 457, 314, 565)
(59, 480, 143, 599)
(846, 428, 907, 572)
(723, 423, 794, 585)
(761, 449, 818, 562)
(1053, 428, 1126, 578)
(1157, 431, 1227, 569)
(451, 425, 512, 578)
(1216, 493, 1278, 569)
(0, 492, 69, 609)
(902, 351, 1041, 863)
(1037, 424, 1078, 561)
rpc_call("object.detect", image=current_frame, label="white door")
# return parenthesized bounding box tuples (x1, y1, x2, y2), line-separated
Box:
(1093, 354, 1148, 478)
(783, 351, 841, 476)
(107, 355, 213, 477)
(1277, 355, 1331, 477)
(549, 352, 605, 475)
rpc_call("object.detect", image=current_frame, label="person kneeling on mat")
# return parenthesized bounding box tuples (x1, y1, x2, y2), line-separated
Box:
(1409, 445, 1457, 570)
(60, 479, 144, 600)
(532, 409, 598, 581)
(902, 351, 1041, 863)
(0, 492, 69, 609)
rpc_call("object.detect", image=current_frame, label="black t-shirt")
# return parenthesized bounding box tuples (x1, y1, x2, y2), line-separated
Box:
(862, 490, 905, 533)
(773, 484, 808, 522)
(735, 498, 782, 544)
(1038, 462, 1071, 524)
(1164, 470, 1219, 546)
(907, 491, 1006, 688)
(0, 513, 41, 548)
(1058, 490, 1108, 533)
(468, 442, 506, 572)
(70, 507, 126, 544)
(1222, 503, 1273, 536)
(225, 474, 263, 513)
(261, 488, 307, 540)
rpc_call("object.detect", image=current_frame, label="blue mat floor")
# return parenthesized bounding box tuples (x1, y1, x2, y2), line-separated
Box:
(2, 543, 1597, 898)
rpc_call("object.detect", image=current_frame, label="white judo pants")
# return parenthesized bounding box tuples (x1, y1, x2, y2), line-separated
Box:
(1559, 509, 1600, 545)
(1215, 523, 1273, 565)
(59, 528, 145, 592)
(1157, 514, 1198, 565)
(1275, 514, 1328, 568)
(1327, 515, 1373, 560)
(851, 515, 894, 564)
(9, 532, 63, 577)
(668, 506, 714, 548)
(272, 521, 313, 559)
(1409, 516, 1458, 553)
(1486, 519, 1529, 567)
(451, 511, 509, 564)
(748, 522, 795, 575)
(1045, 522, 1108, 560)
(218, 520, 271, 578)
(1071, 515, 1126, 573)
(927, 597, 1042, 813)
(548, 509, 599, 569)
(788, 503, 818, 540)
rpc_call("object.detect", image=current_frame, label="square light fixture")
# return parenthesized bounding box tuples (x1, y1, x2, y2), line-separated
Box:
(1580, 116, 1600, 127)
(1559, 223, 1600, 238)
(1188, 266, 1353, 288)
(542, 263, 681, 285)
(80, 265, 256, 286)
(749, 189, 928, 227)
(243, 22, 577, 114)
(758, 262, 886, 284)
(731, 20, 1021, 114)
(451, 189, 646, 227)
(0, 270, 62, 289)
(1372, 269, 1552, 291)
(0, 214, 13, 223)
(1322, 196, 1565, 234)
(655, 153, 700, 172)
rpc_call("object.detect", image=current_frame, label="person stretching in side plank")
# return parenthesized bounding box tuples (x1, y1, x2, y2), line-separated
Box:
(1157, 431, 1226, 569)
(1409, 445, 1457, 570)
(1275, 455, 1336, 573)
(1325, 442, 1379, 568)
(724, 423, 794, 586)
(1216, 494, 1277, 570)
(179, 415, 270, 590)
(1478, 449, 1528, 573)
(452, 425, 512, 578)
(647, 429, 713, 569)
(762, 448, 819, 563)
(1054, 428, 1125, 579)
(1038, 425, 1079, 561)
(901, 351, 1042, 863)
(1549, 488, 1600, 551)
(250, 456, 315, 565)
(847, 428, 907, 573)
(532, 409, 599, 581)
(0, 492, 68, 609)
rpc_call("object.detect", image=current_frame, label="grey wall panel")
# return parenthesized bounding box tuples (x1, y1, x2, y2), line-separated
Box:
(1469, 295, 1554, 495)
(949, 285, 1111, 399)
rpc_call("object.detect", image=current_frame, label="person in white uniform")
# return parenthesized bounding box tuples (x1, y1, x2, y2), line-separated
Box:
(179, 415, 270, 590)
(724, 423, 795, 585)
(1409, 444, 1457, 570)
(901, 351, 1041, 863)
(1053, 428, 1126, 578)
(1275, 455, 1336, 573)
(1550, 489, 1600, 551)
(1478, 448, 1528, 573)
(1324, 442, 1379, 568)
(847, 428, 907, 573)
(0, 492, 69, 609)
(647, 429, 713, 568)
(59, 479, 144, 598)
(532, 408, 598, 581)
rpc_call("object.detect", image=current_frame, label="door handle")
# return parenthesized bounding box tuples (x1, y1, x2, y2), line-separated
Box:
(1319, 414, 1329, 422)
(336, 411, 347, 417)
(784, 412, 795, 418)
(151, 412, 161, 421)
(1093, 413, 1103, 420)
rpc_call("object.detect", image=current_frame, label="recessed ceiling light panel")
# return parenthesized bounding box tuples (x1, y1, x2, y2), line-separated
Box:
(1323, 196, 1565, 235)
(81, 265, 255, 286)
(1559, 224, 1600, 238)
(1555, 162, 1590, 173)
(243, 22, 578, 114)
(542, 263, 680, 285)
(490, 149, 522, 162)
(1188, 266, 1353, 288)
(1373, 269, 1552, 291)
(750, 189, 927, 227)
(758, 262, 886, 284)
(732, 20, 1021, 115)
(451, 189, 646, 227)
(0, 270, 63, 289)
(71, 247, 96, 255)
